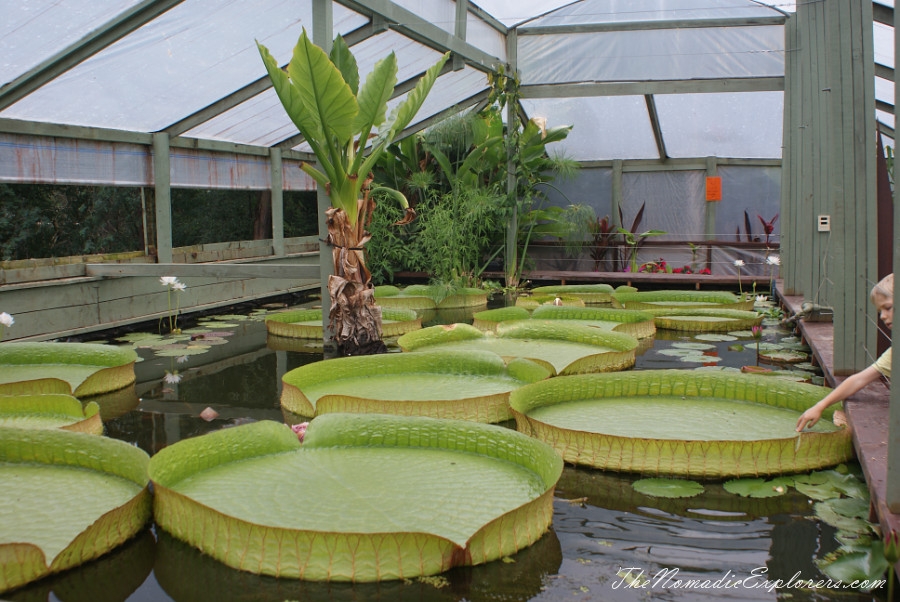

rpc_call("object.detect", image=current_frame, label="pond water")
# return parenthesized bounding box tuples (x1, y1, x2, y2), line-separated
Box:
(6, 294, 887, 602)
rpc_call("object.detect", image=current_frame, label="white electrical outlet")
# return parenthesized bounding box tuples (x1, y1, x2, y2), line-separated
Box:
(817, 215, 831, 232)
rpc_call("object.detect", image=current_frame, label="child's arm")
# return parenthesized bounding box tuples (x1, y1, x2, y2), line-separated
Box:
(795, 365, 884, 431)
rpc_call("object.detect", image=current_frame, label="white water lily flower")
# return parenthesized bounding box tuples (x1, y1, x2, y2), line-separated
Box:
(733, 260, 745, 268)
(160, 276, 179, 286)
(0, 312, 13, 327)
(756, 295, 767, 303)
(172, 281, 187, 292)
(163, 370, 182, 384)
(766, 255, 781, 266)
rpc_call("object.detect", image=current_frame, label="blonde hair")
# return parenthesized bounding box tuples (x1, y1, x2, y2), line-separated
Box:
(870, 273, 894, 302)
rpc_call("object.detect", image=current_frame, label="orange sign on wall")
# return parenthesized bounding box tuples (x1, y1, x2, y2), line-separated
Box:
(706, 176, 722, 201)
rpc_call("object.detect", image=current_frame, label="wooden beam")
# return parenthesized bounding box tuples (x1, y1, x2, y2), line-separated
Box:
(85, 263, 320, 279)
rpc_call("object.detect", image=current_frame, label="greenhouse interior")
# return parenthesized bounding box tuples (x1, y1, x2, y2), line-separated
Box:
(1, 0, 900, 599)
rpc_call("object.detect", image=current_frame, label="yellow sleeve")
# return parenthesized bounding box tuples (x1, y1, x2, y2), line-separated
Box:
(873, 347, 892, 378)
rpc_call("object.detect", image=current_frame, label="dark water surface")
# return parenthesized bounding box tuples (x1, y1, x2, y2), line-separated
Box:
(5, 298, 886, 602)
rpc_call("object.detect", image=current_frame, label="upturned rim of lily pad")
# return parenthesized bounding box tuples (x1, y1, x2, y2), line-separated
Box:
(530, 284, 614, 304)
(0, 427, 151, 594)
(281, 349, 551, 421)
(0, 342, 138, 397)
(266, 307, 421, 339)
(0, 393, 102, 434)
(147, 415, 563, 582)
(397, 322, 639, 376)
(610, 290, 755, 311)
(509, 369, 854, 478)
(649, 308, 764, 332)
(474, 306, 656, 340)
(374, 285, 488, 309)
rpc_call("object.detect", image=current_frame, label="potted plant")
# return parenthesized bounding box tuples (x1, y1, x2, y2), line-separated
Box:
(258, 31, 449, 355)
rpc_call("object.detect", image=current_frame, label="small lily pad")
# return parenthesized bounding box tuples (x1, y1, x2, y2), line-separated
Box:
(723, 476, 794, 498)
(695, 334, 738, 342)
(632, 478, 704, 499)
(671, 342, 716, 350)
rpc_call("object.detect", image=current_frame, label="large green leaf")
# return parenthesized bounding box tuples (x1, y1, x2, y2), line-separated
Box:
(509, 370, 855, 478)
(280, 349, 549, 422)
(352, 52, 396, 141)
(149, 416, 562, 581)
(286, 29, 358, 149)
(0, 427, 150, 594)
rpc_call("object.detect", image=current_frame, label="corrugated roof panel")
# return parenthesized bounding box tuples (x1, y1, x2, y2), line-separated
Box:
(518, 25, 784, 84)
(656, 91, 783, 159)
(0, 0, 142, 87)
(521, 96, 661, 160)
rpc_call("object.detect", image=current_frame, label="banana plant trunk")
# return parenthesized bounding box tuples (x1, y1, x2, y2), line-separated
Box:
(325, 202, 387, 356)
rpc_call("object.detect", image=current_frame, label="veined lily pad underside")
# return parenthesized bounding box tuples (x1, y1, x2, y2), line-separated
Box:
(266, 307, 421, 339)
(374, 285, 488, 310)
(509, 370, 854, 478)
(611, 290, 755, 312)
(281, 349, 550, 422)
(0, 427, 151, 594)
(0, 343, 138, 398)
(0, 394, 102, 434)
(148, 415, 563, 582)
(398, 322, 638, 376)
(474, 306, 656, 340)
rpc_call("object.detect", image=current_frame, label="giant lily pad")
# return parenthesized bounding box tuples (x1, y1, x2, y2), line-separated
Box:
(509, 370, 854, 478)
(0, 394, 102, 434)
(398, 322, 638, 376)
(148, 415, 563, 582)
(610, 290, 755, 311)
(0, 342, 138, 398)
(472, 306, 655, 340)
(374, 285, 488, 310)
(265, 307, 421, 339)
(515, 294, 585, 311)
(650, 308, 763, 332)
(280, 349, 551, 422)
(0, 427, 151, 594)
(529, 284, 615, 305)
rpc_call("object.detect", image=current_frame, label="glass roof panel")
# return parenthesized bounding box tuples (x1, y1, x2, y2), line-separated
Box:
(874, 22, 894, 69)
(656, 91, 783, 158)
(0, 0, 142, 86)
(393, 0, 456, 34)
(518, 25, 784, 84)
(876, 77, 894, 107)
(521, 96, 660, 160)
(186, 30, 447, 147)
(466, 11, 507, 59)
(523, 0, 783, 27)
(1, 0, 324, 132)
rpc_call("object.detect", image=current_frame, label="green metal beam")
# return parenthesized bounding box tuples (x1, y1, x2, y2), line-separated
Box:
(521, 77, 784, 99)
(517, 15, 787, 36)
(336, 0, 503, 71)
(0, 0, 184, 113)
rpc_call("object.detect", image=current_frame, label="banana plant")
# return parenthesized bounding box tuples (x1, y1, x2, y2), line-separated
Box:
(258, 30, 449, 355)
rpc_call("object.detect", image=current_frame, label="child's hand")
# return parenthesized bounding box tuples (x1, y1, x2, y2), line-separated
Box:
(796, 406, 823, 431)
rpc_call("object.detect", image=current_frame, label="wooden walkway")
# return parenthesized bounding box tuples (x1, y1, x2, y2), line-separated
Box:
(780, 286, 900, 550)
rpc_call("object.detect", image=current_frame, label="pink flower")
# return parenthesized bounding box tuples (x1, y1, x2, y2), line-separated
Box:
(291, 422, 310, 442)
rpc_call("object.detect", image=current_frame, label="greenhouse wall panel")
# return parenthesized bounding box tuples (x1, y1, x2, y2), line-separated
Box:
(0, 134, 151, 186)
